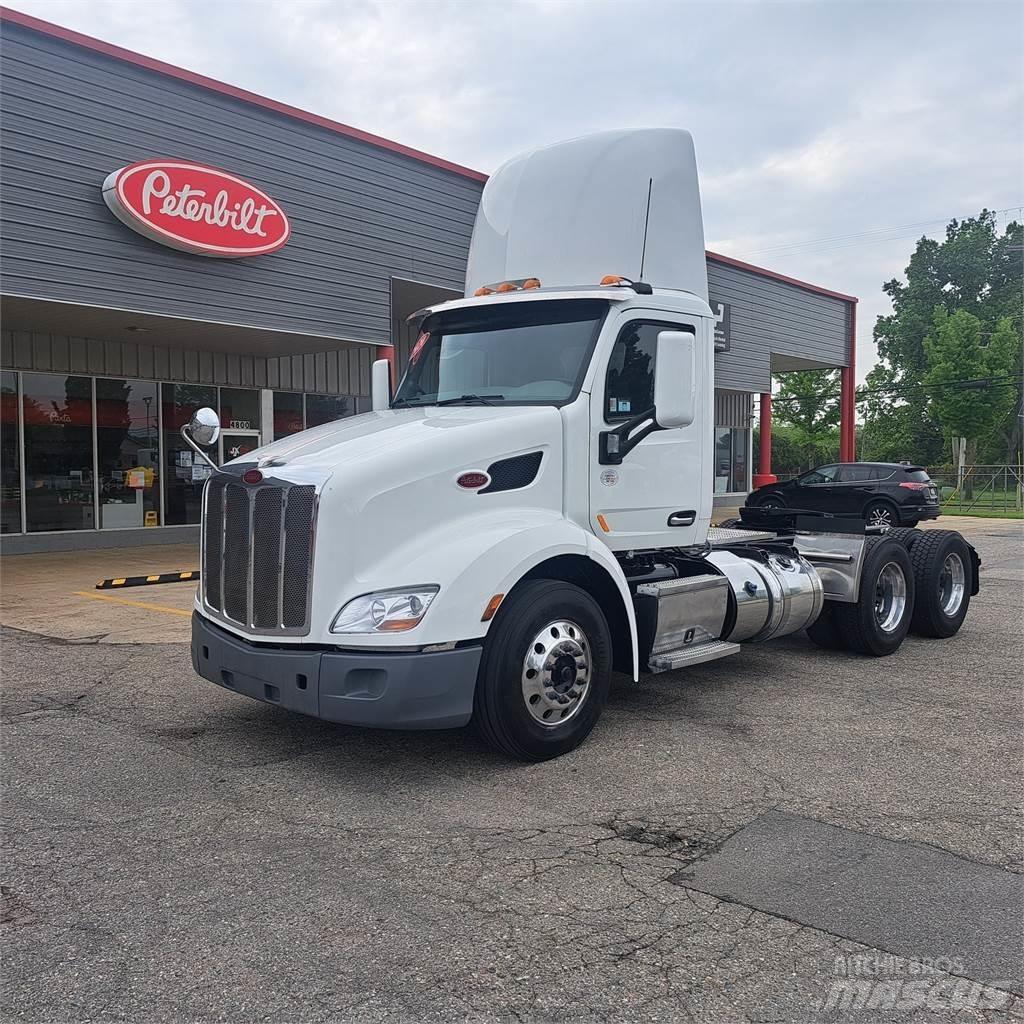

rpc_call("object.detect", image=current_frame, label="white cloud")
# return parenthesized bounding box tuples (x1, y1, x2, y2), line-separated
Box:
(7, 0, 1023, 380)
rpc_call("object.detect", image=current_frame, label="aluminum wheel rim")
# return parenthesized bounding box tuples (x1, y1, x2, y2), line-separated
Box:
(868, 505, 894, 527)
(874, 562, 907, 633)
(938, 553, 966, 616)
(521, 619, 591, 728)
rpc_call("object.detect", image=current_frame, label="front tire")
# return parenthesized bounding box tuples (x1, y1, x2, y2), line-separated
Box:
(757, 494, 786, 511)
(473, 580, 612, 761)
(908, 530, 972, 638)
(833, 536, 915, 655)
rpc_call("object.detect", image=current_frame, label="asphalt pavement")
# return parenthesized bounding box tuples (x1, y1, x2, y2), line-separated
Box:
(2, 520, 1022, 1022)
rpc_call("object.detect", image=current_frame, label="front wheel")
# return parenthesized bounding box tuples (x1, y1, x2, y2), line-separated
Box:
(758, 495, 786, 511)
(473, 579, 612, 761)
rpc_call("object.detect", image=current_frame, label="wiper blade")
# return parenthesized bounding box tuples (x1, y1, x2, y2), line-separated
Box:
(434, 394, 505, 406)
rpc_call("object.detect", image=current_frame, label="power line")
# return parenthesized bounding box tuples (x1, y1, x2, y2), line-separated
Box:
(731, 206, 1024, 261)
(770, 373, 1024, 404)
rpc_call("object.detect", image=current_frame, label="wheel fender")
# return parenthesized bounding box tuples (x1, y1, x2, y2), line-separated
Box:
(352, 510, 638, 676)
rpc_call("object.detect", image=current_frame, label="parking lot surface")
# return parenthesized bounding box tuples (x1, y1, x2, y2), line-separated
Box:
(2, 520, 1022, 1022)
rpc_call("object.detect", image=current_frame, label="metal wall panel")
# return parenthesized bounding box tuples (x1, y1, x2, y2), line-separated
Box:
(0, 330, 372, 395)
(710, 259, 850, 392)
(714, 389, 753, 428)
(0, 23, 483, 348)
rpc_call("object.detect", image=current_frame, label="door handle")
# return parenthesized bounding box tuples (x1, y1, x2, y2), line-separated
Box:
(667, 510, 696, 527)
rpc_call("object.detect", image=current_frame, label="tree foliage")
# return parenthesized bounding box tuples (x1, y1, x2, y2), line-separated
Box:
(762, 371, 841, 474)
(863, 210, 1023, 465)
(924, 309, 1020, 464)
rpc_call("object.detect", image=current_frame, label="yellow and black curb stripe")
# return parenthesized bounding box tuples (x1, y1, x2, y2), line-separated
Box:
(95, 570, 200, 590)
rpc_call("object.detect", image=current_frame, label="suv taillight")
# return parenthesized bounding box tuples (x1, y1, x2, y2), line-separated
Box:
(899, 481, 930, 490)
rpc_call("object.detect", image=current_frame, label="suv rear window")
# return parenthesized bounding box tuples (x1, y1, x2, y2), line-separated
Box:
(903, 469, 930, 482)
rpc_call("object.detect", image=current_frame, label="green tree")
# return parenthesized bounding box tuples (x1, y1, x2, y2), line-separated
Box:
(924, 309, 1020, 469)
(769, 369, 840, 470)
(868, 211, 1022, 464)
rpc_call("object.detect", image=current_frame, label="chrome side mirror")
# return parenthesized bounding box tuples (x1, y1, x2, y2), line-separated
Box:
(186, 407, 220, 447)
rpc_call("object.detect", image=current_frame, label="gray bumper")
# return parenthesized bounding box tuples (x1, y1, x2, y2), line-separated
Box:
(191, 613, 481, 730)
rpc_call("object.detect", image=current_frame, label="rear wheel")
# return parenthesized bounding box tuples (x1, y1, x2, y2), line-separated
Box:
(864, 500, 899, 529)
(474, 579, 612, 761)
(907, 530, 972, 638)
(833, 536, 915, 656)
(886, 526, 921, 550)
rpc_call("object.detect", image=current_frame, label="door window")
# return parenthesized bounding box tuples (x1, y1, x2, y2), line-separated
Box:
(799, 465, 839, 485)
(162, 383, 217, 526)
(96, 378, 160, 529)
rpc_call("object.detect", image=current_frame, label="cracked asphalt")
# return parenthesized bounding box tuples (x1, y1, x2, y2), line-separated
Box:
(2, 521, 1022, 1023)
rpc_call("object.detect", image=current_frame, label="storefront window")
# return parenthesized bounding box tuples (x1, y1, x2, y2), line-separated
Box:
(162, 383, 217, 526)
(714, 427, 750, 493)
(219, 388, 261, 433)
(273, 391, 304, 440)
(96, 379, 160, 529)
(1, 371, 22, 534)
(305, 394, 354, 428)
(22, 373, 95, 532)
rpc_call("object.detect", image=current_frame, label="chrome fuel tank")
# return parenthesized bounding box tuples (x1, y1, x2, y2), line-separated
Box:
(706, 549, 824, 643)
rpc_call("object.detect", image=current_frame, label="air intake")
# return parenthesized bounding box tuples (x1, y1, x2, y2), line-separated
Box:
(480, 452, 543, 494)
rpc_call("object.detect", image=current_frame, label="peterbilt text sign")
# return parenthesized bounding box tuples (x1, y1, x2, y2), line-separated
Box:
(101, 160, 290, 258)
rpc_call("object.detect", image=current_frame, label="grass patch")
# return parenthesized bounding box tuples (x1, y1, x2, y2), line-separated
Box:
(939, 506, 1024, 520)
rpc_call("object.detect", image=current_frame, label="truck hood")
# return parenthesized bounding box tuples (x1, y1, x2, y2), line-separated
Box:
(233, 405, 558, 477)
(221, 405, 565, 641)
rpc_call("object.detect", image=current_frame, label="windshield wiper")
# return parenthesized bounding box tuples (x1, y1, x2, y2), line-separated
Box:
(434, 394, 504, 406)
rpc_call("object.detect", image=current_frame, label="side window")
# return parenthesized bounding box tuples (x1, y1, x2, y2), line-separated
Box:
(838, 465, 873, 482)
(605, 321, 691, 421)
(801, 465, 838, 485)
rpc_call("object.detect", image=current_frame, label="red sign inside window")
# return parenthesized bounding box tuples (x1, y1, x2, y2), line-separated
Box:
(102, 160, 290, 258)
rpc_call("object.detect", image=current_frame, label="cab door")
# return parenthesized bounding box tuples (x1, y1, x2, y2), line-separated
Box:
(588, 311, 711, 550)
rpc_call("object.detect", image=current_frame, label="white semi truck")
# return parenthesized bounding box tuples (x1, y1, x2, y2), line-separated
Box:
(188, 129, 979, 761)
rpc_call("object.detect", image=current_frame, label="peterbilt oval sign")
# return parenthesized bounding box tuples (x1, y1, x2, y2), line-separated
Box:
(101, 160, 290, 258)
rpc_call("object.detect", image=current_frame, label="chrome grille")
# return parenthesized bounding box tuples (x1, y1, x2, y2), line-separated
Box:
(203, 477, 316, 635)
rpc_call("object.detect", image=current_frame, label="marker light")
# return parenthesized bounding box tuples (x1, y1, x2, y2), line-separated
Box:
(496, 282, 517, 292)
(242, 469, 263, 484)
(600, 275, 629, 286)
(474, 286, 494, 296)
(481, 593, 504, 622)
(522, 278, 542, 289)
(330, 586, 439, 634)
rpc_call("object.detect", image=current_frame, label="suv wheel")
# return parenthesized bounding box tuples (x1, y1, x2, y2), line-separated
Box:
(865, 500, 898, 528)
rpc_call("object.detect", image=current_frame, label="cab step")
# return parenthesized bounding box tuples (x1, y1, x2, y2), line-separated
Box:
(648, 639, 741, 673)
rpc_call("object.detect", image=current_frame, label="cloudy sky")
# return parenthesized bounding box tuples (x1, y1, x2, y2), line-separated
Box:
(10, 0, 1023, 379)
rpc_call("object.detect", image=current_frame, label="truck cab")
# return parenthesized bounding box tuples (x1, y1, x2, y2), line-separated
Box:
(189, 129, 979, 761)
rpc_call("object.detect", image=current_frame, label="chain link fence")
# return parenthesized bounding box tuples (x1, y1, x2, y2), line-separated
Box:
(925, 464, 1024, 514)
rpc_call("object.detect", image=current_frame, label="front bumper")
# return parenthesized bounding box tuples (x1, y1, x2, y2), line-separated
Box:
(191, 613, 481, 730)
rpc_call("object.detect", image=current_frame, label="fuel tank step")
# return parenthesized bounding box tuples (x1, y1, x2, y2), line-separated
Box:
(648, 639, 741, 673)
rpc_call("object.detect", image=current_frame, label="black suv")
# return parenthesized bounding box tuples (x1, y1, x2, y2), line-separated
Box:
(746, 463, 941, 527)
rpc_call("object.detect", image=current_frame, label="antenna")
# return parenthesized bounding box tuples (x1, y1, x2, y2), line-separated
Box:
(638, 178, 654, 279)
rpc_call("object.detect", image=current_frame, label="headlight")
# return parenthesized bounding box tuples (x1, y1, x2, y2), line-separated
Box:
(330, 586, 439, 634)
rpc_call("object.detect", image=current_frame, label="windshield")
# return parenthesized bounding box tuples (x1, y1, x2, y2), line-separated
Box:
(393, 299, 608, 407)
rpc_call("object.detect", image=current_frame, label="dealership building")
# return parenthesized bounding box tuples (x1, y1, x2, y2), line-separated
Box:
(0, 8, 857, 553)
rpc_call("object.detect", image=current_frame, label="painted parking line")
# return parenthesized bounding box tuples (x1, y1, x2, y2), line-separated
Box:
(72, 590, 194, 618)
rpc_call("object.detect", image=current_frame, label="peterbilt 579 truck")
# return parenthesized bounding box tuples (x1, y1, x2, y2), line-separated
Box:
(188, 128, 979, 761)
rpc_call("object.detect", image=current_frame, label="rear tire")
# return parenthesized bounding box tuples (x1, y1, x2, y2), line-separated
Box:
(886, 526, 922, 550)
(473, 579, 612, 761)
(907, 530, 972, 638)
(833, 536, 915, 656)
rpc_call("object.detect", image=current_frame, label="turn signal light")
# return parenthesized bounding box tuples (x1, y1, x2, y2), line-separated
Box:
(481, 593, 504, 622)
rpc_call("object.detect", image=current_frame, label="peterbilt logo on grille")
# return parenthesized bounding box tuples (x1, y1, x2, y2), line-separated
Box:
(101, 160, 290, 258)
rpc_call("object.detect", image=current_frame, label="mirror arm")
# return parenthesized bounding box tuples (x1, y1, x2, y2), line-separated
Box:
(598, 407, 662, 465)
(180, 424, 220, 472)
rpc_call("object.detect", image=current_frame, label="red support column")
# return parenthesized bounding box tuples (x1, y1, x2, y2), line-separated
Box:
(753, 392, 777, 488)
(839, 301, 857, 462)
